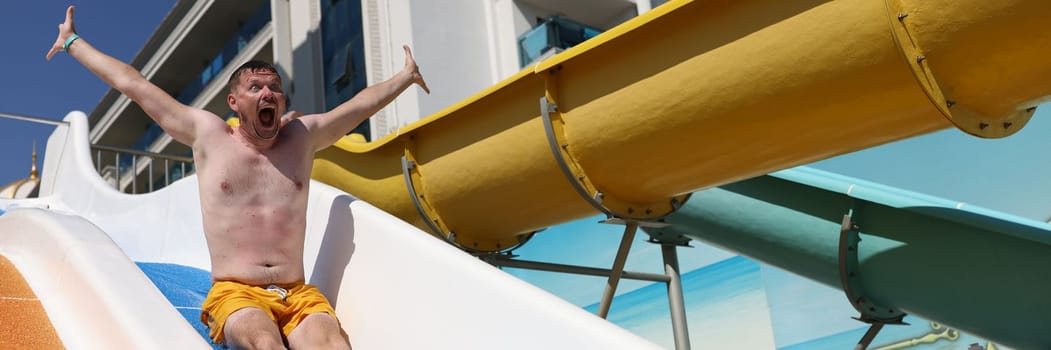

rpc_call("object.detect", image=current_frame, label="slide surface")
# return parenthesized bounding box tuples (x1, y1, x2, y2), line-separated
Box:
(0, 255, 62, 349)
(0, 112, 661, 349)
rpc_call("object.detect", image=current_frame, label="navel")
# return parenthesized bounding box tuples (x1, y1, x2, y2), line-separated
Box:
(295, 181, 304, 191)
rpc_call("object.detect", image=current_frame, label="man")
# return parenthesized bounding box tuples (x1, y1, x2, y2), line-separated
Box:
(47, 6, 428, 349)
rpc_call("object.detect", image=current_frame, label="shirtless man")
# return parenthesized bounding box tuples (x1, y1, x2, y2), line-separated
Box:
(47, 6, 428, 349)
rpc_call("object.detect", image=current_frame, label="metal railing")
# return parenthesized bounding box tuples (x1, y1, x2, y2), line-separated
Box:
(0, 112, 69, 126)
(1, 112, 194, 194)
(90, 144, 193, 194)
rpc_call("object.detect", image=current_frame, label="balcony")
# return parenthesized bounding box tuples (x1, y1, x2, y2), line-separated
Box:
(518, 16, 604, 67)
(175, 2, 272, 106)
(118, 3, 271, 188)
(122, 2, 271, 173)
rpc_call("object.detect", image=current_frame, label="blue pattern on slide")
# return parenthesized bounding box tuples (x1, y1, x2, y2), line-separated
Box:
(136, 262, 225, 349)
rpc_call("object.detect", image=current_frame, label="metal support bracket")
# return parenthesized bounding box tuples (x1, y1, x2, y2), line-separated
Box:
(595, 220, 641, 319)
(884, 0, 1035, 138)
(402, 152, 534, 253)
(402, 155, 457, 245)
(595, 218, 672, 317)
(485, 216, 690, 350)
(540, 96, 690, 220)
(596, 218, 691, 350)
(538, 85, 692, 348)
(646, 224, 694, 247)
(839, 212, 908, 350)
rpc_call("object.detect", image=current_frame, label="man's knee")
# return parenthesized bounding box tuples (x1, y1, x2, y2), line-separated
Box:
(287, 313, 350, 350)
(224, 308, 284, 350)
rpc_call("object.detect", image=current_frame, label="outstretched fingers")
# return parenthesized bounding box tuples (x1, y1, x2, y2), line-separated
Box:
(402, 45, 430, 94)
(65, 5, 75, 24)
(46, 6, 77, 61)
(46, 32, 60, 61)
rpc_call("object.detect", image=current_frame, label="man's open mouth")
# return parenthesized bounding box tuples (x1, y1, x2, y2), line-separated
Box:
(260, 108, 276, 127)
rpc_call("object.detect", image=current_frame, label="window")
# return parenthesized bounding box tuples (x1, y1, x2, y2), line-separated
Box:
(321, 0, 369, 140)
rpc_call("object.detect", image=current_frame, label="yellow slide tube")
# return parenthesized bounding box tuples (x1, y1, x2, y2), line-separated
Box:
(313, 0, 1051, 251)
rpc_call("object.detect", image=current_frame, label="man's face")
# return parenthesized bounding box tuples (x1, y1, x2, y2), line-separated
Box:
(229, 70, 286, 141)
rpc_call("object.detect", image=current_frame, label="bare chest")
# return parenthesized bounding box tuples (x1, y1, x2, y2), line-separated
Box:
(224, 154, 305, 195)
(196, 137, 312, 202)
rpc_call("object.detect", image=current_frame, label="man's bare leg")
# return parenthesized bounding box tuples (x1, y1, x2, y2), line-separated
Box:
(223, 308, 285, 350)
(286, 313, 351, 350)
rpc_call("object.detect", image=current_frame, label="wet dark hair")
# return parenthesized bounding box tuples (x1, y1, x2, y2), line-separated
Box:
(227, 60, 281, 93)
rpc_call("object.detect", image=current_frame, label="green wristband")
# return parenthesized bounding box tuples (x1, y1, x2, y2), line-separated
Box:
(63, 34, 81, 51)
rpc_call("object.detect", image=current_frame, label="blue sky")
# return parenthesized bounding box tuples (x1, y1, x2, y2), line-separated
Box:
(0, 1, 176, 183)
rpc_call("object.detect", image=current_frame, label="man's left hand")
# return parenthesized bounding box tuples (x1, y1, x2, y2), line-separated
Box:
(46, 6, 78, 60)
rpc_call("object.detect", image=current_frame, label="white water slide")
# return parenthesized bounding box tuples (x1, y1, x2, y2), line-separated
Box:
(0, 112, 660, 349)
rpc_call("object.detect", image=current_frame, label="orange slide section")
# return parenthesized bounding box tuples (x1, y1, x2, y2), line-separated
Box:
(0, 256, 63, 349)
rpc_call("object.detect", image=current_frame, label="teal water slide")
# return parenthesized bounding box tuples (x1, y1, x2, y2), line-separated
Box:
(647, 166, 1051, 349)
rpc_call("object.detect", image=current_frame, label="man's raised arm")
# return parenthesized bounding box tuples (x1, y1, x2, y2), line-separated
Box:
(300, 45, 430, 151)
(46, 6, 208, 146)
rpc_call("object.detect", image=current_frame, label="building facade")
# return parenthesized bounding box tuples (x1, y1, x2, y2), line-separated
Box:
(88, 0, 663, 192)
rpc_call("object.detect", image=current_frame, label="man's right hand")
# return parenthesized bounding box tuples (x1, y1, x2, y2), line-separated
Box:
(46, 6, 78, 61)
(402, 45, 430, 94)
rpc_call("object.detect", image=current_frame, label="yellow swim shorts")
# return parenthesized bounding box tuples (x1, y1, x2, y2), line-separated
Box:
(200, 281, 338, 344)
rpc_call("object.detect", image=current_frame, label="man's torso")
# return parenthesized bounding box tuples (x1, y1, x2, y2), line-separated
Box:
(193, 122, 314, 285)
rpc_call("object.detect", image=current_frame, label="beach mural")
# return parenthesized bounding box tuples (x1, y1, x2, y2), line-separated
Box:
(507, 215, 1008, 349)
